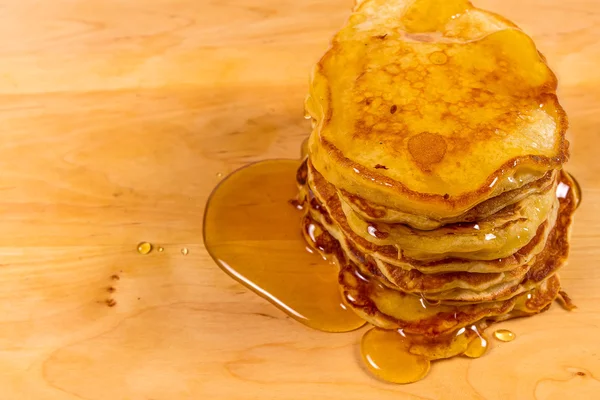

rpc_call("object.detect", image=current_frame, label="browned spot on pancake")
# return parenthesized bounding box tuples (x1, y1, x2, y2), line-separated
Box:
(337, 169, 556, 227)
(525, 276, 561, 310)
(308, 192, 333, 225)
(339, 262, 519, 337)
(296, 158, 308, 185)
(523, 174, 574, 285)
(368, 223, 390, 239)
(558, 290, 577, 311)
(345, 239, 366, 264)
(385, 263, 528, 293)
(310, 165, 399, 257)
(339, 188, 387, 219)
(288, 198, 303, 210)
(374, 164, 388, 170)
(302, 216, 346, 263)
(408, 132, 447, 170)
(429, 51, 448, 65)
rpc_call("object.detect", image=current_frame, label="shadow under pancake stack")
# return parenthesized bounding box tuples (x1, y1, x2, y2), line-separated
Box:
(204, 0, 580, 384)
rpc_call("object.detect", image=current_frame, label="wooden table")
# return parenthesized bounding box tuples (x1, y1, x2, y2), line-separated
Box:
(0, 1, 598, 398)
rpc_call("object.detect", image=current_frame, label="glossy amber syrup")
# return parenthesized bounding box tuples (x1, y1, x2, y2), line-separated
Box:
(493, 329, 516, 342)
(361, 328, 430, 384)
(137, 241, 153, 255)
(203, 159, 365, 332)
(362, 325, 488, 384)
(566, 172, 582, 209)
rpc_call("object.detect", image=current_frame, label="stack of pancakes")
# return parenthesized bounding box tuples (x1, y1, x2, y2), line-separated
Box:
(297, 0, 579, 341)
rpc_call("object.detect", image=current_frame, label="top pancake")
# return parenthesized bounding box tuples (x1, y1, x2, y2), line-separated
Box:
(306, 0, 568, 218)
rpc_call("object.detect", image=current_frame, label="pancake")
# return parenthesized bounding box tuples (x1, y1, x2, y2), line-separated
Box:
(298, 159, 553, 274)
(340, 186, 558, 261)
(339, 261, 560, 336)
(301, 198, 564, 337)
(306, 160, 560, 265)
(306, 210, 530, 302)
(300, 165, 577, 303)
(302, 212, 561, 338)
(339, 170, 557, 230)
(305, 0, 568, 219)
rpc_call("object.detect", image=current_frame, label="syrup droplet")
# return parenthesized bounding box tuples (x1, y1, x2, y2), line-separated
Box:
(420, 295, 441, 307)
(463, 326, 488, 358)
(361, 324, 488, 384)
(301, 137, 309, 159)
(361, 328, 431, 384)
(493, 329, 516, 342)
(203, 160, 366, 332)
(158, 247, 165, 253)
(567, 172, 582, 209)
(137, 242, 153, 255)
(216, 172, 224, 178)
(181, 248, 189, 256)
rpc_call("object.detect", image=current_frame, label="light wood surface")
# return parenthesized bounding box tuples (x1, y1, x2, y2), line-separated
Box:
(0, 1, 598, 399)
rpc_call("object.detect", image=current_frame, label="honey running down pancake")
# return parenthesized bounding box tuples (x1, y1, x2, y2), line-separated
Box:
(305, 0, 568, 219)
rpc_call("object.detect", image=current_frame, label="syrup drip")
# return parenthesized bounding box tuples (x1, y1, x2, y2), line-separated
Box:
(361, 328, 430, 384)
(203, 159, 365, 332)
(361, 325, 488, 384)
(493, 329, 516, 342)
(301, 137, 309, 160)
(463, 326, 489, 358)
(137, 242, 153, 255)
(568, 173, 582, 209)
(557, 172, 582, 210)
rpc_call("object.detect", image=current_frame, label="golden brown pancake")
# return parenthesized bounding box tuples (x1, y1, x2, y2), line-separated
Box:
(300, 165, 577, 305)
(340, 189, 557, 261)
(298, 159, 549, 273)
(301, 213, 562, 338)
(305, 160, 560, 265)
(306, 0, 568, 219)
(339, 262, 560, 336)
(339, 170, 557, 230)
(301, 200, 565, 337)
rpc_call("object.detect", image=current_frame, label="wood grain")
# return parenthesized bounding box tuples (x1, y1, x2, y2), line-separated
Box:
(0, 0, 598, 398)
